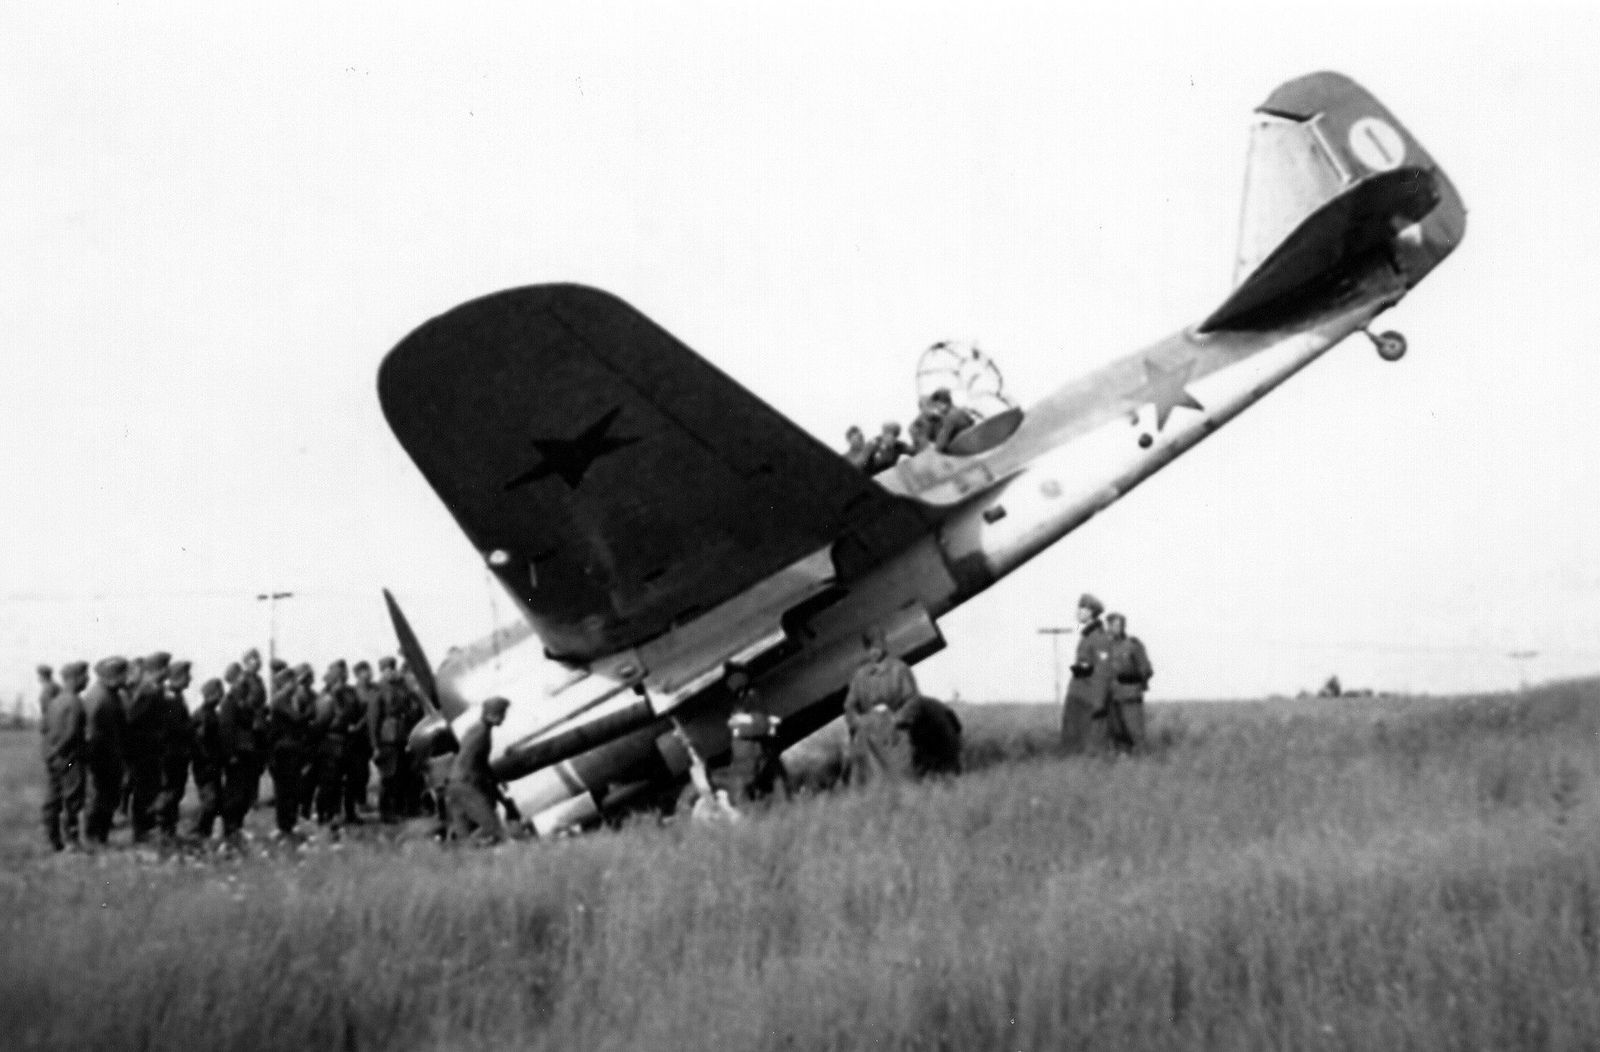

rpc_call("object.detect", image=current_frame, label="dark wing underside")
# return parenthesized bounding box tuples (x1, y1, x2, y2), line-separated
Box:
(379, 284, 926, 663)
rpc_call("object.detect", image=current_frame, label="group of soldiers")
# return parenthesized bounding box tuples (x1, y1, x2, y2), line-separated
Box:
(35, 647, 432, 852)
(1059, 593, 1154, 754)
(843, 387, 978, 473)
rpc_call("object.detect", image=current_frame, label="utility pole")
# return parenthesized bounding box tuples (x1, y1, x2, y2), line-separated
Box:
(1038, 626, 1075, 702)
(256, 591, 294, 670)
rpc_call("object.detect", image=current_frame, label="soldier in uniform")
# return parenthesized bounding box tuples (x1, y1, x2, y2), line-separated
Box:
(447, 697, 509, 845)
(1105, 613, 1153, 753)
(929, 388, 975, 452)
(154, 660, 194, 842)
(291, 664, 319, 819)
(843, 426, 870, 470)
(842, 627, 920, 786)
(121, 651, 170, 843)
(264, 666, 307, 839)
(40, 661, 88, 851)
(239, 649, 267, 810)
(864, 421, 912, 474)
(369, 658, 409, 821)
(720, 672, 790, 804)
(36, 664, 60, 722)
(81, 657, 128, 846)
(312, 661, 353, 826)
(218, 661, 263, 841)
(345, 660, 376, 820)
(188, 679, 225, 841)
(1060, 593, 1113, 755)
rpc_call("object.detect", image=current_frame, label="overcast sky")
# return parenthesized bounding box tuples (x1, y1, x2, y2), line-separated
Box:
(3, 3, 1597, 708)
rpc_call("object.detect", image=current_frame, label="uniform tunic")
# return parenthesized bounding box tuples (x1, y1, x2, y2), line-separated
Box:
(843, 655, 919, 785)
(40, 686, 86, 848)
(1105, 635, 1154, 751)
(189, 702, 224, 838)
(154, 688, 192, 837)
(81, 680, 126, 843)
(122, 679, 167, 840)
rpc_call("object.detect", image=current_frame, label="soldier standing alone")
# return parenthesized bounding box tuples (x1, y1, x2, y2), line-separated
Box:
(1060, 593, 1113, 755)
(40, 661, 88, 851)
(1105, 613, 1153, 753)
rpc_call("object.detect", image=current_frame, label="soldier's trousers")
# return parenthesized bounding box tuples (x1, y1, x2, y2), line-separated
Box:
(268, 748, 303, 835)
(376, 747, 402, 820)
(221, 757, 261, 836)
(84, 753, 123, 844)
(1106, 698, 1146, 752)
(343, 751, 371, 819)
(190, 776, 221, 839)
(315, 736, 345, 823)
(42, 760, 85, 849)
(125, 753, 163, 842)
(847, 707, 912, 788)
(446, 782, 502, 844)
(155, 758, 188, 837)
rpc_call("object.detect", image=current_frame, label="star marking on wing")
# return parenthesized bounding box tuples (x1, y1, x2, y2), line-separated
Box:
(502, 406, 640, 491)
(1132, 357, 1205, 431)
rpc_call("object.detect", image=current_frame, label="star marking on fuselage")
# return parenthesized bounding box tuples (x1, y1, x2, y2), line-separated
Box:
(1133, 357, 1205, 431)
(502, 406, 640, 491)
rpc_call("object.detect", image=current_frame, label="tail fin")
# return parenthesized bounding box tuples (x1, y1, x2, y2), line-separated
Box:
(1202, 72, 1466, 332)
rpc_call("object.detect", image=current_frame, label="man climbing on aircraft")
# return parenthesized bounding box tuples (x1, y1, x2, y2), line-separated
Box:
(448, 696, 511, 845)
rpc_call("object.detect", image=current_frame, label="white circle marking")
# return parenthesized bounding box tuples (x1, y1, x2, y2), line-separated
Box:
(1348, 116, 1405, 173)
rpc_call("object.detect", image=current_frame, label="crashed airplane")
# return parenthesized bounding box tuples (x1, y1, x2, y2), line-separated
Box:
(377, 72, 1466, 835)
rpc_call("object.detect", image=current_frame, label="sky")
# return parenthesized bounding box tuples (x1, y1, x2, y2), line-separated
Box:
(3, 2, 1599, 709)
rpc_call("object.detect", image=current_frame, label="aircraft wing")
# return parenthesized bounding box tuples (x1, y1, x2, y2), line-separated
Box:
(379, 284, 927, 665)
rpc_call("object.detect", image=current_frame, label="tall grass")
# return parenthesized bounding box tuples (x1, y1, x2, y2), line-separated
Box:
(2, 683, 1598, 1050)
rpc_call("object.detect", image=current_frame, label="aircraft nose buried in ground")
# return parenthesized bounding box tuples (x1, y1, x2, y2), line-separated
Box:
(377, 72, 1465, 836)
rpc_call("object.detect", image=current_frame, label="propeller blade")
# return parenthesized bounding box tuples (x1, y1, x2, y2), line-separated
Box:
(383, 587, 440, 715)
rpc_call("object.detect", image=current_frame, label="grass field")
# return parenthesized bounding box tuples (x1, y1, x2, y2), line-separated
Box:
(2, 683, 1598, 1051)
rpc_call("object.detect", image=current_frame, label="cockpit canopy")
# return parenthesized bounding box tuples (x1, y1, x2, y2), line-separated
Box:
(914, 341, 1023, 455)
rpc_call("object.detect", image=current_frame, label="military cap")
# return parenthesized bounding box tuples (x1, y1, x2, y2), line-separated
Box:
(377, 655, 397, 671)
(145, 651, 172, 672)
(36, 664, 52, 677)
(294, 662, 314, 681)
(200, 678, 224, 700)
(1106, 611, 1126, 625)
(61, 660, 89, 679)
(242, 647, 261, 661)
(95, 656, 128, 679)
(224, 661, 242, 680)
(270, 658, 288, 672)
(882, 421, 902, 434)
(170, 659, 192, 675)
(352, 660, 372, 674)
(1078, 593, 1104, 616)
(482, 696, 511, 717)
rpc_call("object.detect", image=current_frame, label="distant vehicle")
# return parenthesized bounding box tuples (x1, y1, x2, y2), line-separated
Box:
(377, 72, 1465, 835)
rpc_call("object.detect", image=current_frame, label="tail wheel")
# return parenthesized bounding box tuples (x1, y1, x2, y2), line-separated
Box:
(1371, 329, 1407, 362)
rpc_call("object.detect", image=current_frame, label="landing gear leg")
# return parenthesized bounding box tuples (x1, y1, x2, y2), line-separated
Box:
(1367, 328, 1407, 362)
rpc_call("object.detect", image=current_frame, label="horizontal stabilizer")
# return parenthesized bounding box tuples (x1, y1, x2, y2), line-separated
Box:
(1203, 72, 1465, 332)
